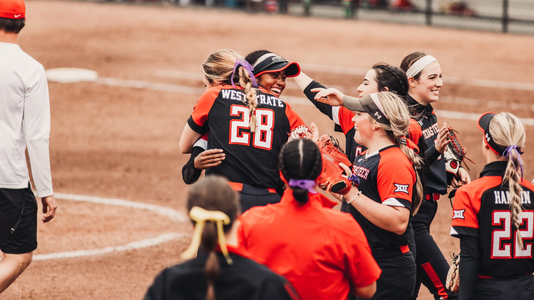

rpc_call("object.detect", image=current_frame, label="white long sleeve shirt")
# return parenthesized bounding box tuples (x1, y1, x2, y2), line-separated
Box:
(0, 42, 53, 197)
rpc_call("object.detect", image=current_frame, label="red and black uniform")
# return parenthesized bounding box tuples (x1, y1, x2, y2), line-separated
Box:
(187, 85, 307, 211)
(303, 81, 365, 163)
(451, 161, 534, 300)
(238, 190, 381, 300)
(406, 95, 456, 300)
(144, 245, 300, 300)
(341, 145, 416, 300)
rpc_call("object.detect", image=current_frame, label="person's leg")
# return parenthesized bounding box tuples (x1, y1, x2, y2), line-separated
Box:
(414, 227, 457, 300)
(0, 186, 38, 294)
(0, 252, 32, 293)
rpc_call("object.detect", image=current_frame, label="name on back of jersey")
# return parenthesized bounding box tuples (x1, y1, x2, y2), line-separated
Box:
(494, 190, 531, 205)
(221, 90, 283, 108)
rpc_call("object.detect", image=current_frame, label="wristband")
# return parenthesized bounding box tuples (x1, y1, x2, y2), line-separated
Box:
(348, 174, 360, 187)
(346, 190, 362, 204)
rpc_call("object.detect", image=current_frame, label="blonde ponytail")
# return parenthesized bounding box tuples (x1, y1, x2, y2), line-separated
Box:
(201, 49, 259, 132)
(238, 67, 258, 132)
(490, 113, 526, 249)
(374, 92, 424, 215)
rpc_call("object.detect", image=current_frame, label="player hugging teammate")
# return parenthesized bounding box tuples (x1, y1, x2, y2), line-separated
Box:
(165, 48, 534, 300)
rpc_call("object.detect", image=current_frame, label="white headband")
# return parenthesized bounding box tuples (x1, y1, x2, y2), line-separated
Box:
(406, 55, 437, 78)
(370, 93, 389, 120)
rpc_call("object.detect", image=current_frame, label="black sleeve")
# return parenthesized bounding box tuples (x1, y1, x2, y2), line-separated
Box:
(303, 80, 335, 120)
(425, 143, 442, 166)
(182, 146, 204, 184)
(459, 235, 480, 300)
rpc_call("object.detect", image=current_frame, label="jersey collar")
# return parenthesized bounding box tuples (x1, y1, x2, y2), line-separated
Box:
(479, 161, 508, 178)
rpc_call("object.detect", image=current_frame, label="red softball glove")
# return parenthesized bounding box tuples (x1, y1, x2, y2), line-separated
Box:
(315, 134, 353, 195)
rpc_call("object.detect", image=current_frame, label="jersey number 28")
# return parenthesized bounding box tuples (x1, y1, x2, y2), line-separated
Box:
(492, 210, 533, 259)
(229, 105, 274, 150)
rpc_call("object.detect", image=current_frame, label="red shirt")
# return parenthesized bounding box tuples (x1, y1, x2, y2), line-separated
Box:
(238, 190, 381, 300)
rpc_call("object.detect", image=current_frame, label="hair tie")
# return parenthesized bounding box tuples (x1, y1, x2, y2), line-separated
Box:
(288, 179, 318, 194)
(231, 59, 258, 89)
(397, 136, 408, 146)
(503, 145, 524, 178)
(181, 206, 233, 265)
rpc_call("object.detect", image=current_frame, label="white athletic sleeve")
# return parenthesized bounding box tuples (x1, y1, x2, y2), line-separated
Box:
(24, 64, 53, 197)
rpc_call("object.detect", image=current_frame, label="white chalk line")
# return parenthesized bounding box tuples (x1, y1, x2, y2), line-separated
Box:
(34, 193, 190, 261)
(96, 76, 534, 126)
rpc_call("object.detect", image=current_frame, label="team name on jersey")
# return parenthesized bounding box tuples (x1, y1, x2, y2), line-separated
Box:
(422, 123, 439, 140)
(220, 90, 284, 108)
(494, 190, 531, 205)
(352, 165, 370, 180)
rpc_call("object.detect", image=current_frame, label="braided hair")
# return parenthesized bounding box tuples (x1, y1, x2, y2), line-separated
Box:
(201, 49, 259, 132)
(278, 139, 323, 204)
(186, 176, 239, 300)
(372, 63, 409, 98)
(489, 113, 527, 249)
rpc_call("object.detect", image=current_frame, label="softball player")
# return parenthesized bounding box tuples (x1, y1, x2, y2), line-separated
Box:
(238, 139, 380, 300)
(144, 176, 299, 300)
(293, 63, 411, 163)
(179, 49, 308, 212)
(451, 112, 534, 300)
(181, 50, 300, 186)
(401, 51, 468, 300)
(312, 90, 424, 299)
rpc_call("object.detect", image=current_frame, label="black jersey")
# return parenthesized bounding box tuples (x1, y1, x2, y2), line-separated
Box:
(406, 95, 447, 195)
(303, 81, 365, 163)
(188, 85, 307, 188)
(341, 145, 415, 251)
(144, 246, 299, 300)
(451, 161, 534, 278)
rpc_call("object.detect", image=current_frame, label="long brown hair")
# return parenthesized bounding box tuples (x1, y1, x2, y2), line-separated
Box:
(187, 176, 239, 300)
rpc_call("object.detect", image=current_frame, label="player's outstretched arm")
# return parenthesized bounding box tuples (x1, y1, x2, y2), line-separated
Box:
(293, 71, 314, 91)
(41, 195, 58, 223)
(312, 88, 345, 106)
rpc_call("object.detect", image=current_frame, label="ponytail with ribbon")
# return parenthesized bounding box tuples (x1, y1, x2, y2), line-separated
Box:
(231, 59, 258, 89)
(181, 206, 233, 265)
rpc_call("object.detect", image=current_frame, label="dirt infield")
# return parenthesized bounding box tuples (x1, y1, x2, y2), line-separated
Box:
(2, 1, 534, 299)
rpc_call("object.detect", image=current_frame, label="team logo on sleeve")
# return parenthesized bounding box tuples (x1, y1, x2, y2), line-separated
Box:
(394, 183, 409, 194)
(453, 210, 465, 220)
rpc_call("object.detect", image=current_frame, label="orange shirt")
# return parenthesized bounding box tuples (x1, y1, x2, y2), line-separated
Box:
(238, 190, 381, 300)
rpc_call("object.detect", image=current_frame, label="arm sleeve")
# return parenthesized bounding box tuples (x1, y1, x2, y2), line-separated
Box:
(182, 146, 205, 185)
(24, 64, 53, 197)
(451, 187, 480, 238)
(377, 154, 415, 210)
(188, 87, 220, 134)
(459, 235, 480, 300)
(303, 81, 355, 134)
(303, 81, 335, 118)
(425, 144, 442, 167)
